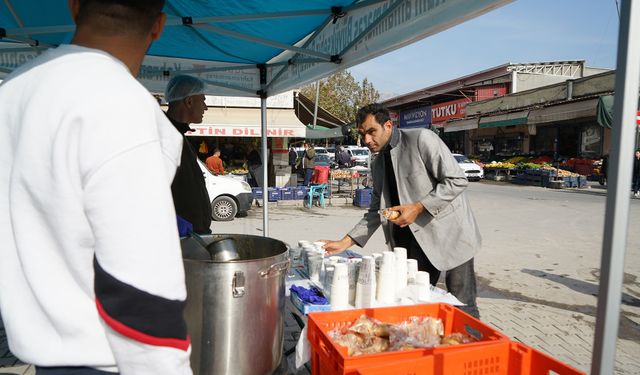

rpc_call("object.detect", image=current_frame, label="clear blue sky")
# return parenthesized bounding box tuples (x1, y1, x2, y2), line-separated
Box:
(349, 0, 620, 98)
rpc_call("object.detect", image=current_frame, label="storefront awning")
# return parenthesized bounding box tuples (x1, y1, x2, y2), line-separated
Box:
(529, 98, 598, 125)
(479, 110, 529, 128)
(187, 107, 306, 138)
(444, 118, 478, 133)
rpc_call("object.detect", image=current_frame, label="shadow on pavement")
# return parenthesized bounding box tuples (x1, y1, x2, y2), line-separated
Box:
(476, 275, 640, 342)
(521, 268, 640, 308)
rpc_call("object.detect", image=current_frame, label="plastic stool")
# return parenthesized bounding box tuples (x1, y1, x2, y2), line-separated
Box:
(306, 183, 328, 208)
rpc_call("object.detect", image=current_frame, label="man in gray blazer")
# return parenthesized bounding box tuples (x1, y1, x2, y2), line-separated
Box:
(322, 103, 482, 317)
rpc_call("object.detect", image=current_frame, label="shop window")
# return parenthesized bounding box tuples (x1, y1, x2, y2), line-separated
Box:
(580, 125, 602, 158)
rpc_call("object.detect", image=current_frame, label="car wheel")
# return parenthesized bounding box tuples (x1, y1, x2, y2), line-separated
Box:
(211, 196, 238, 221)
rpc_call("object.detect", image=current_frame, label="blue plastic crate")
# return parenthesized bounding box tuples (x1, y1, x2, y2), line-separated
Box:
(251, 187, 263, 200)
(354, 188, 372, 207)
(279, 187, 294, 200)
(293, 186, 308, 200)
(267, 187, 279, 201)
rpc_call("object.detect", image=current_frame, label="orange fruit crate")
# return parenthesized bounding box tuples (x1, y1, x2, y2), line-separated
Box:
(508, 342, 586, 375)
(307, 303, 510, 375)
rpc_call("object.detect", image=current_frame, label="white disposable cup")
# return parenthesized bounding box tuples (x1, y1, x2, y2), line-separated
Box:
(330, 263, 350, 309)
(406, 259, 418, 285)
(298, 240, 312, 248)
(415, 271, 431, 302)
(307, 255, 323, 283)
(394, 248, 408, 292)
(393, 247, 407, 261)
(313, 241, 326, 252)
(323, 265, 335, 297)
(356, 256, 376, 308)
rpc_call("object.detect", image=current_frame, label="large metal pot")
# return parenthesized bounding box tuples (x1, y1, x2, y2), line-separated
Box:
(181, 234, 290, 375)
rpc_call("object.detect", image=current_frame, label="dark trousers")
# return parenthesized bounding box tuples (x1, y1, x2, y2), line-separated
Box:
(633, 175, 640, 193)
(393, 226, 480, 318)
(36, 367, 118, 375)
(304, 168, 314, 186)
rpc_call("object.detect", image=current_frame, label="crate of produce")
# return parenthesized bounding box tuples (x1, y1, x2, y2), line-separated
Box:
(307, 303, 509, 375)
(267, 187, 279, 201)
(278, 187, 294, 200)
(251, 187, 263, 200)
(294, 186, 309, 200)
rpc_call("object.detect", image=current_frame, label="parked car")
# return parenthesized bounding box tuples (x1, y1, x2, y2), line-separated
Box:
(197, 160, 253, 221)
(325, 147, 336, 162)
(346, 146, 370, 168)
(453, 154, 484, 181)
(314, 154, 338, 169)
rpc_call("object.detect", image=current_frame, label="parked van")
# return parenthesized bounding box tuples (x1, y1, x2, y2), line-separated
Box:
(197, 160, 253, 221)
(346, 146, 370, 168)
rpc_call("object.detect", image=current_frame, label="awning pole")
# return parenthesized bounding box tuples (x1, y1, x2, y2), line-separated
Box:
(313, 81, 320, 129)
(591, 0, 640, 373)
(261, 97, 269, 237)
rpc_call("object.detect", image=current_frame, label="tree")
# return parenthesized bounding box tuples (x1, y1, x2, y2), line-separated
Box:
(300, 70, 380, 125)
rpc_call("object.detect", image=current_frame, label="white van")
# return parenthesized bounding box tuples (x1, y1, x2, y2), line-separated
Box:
(453, 154, 484, 181)
(197, 160, 253, 221)
(345, 146, 370, 167)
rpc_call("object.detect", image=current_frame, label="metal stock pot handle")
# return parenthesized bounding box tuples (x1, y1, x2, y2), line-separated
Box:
(259, 259, 291, 278)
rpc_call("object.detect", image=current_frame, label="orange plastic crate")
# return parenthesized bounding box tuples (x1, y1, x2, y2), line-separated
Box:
(508, 342, 586, 375)
(354, 342, 587, 375)
(307, 303, 510, 375)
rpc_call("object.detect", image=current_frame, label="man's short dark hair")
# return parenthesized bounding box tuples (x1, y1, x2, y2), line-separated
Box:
(76, 0, 165, 36)
(356, 103, 390, 127)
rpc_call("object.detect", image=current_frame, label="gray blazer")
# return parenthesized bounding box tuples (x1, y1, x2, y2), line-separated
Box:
(348, 127, 481, 271)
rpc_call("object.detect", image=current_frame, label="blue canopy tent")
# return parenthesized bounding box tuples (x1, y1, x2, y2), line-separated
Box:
(1, 1, 639, 372)
(0, 0, 512, 235)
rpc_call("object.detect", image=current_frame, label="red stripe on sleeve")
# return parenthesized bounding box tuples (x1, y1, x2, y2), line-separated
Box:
(96, 299, 190, 351)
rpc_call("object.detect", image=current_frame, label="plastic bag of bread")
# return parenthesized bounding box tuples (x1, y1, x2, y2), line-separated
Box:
(352, 336, 389, 356)
(348, 315, 392, 338)
(329, 330, 363, 356)
(388, 316, 444, 350)
(440, 332, 475, 346)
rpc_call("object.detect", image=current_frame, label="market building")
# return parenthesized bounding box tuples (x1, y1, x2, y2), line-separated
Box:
(382, 61, 611, 160)
(163, 90, 307, 187)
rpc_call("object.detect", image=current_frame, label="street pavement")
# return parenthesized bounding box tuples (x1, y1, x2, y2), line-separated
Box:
(2, 181, 639, 374)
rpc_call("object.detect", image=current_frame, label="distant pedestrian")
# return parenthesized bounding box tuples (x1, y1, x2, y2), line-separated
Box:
(206, 149, 225, 175)
(289, 146, 298, 173)
(247, 147, 263, 187)
(302, 142, 316, 185)
(633, 149, 640, 198)
(337, 146, 351, 168)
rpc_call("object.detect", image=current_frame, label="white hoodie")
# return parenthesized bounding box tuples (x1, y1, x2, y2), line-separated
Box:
(0, 45, 192, 374)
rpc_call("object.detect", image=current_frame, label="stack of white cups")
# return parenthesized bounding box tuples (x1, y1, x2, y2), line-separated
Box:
(355, 256, 376, 308)
(347, 259, 361, 306)
(371, 253, 383, 290)
(323, 265, 335, 299)
(330, 263, 350, 310)
(415, 271, 431, 302)
(406, 259, 418, 285)
(376, 251, 396, 304)
(307, 253, 323, 284)
(393, 247, 408, 293)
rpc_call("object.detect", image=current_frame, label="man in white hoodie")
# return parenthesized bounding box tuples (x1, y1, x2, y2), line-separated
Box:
(0, 1, 192, 374)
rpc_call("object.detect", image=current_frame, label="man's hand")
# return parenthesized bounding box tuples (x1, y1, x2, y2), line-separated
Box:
(317, 236, 355, 255)
(387, 201, 425, 228)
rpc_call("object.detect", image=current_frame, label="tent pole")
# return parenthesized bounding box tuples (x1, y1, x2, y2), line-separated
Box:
(591, 0, 640, 373)
(261, 97, 269, 237)
(313, 81, 320, 129)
